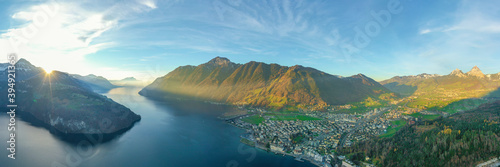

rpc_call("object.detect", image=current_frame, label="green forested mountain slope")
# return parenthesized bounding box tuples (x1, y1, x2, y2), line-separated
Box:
(0, 59, 141, 134)
(140, 57, 397, 111)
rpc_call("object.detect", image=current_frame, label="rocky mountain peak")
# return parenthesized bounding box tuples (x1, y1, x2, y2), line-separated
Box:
(290, 65, 304, 70)
(466, 66, 485, 78)
(207, 57, 232, 66)
(16, 58, 30, 63)
(13, 58, 43, 76)
(347, 73, 377, 86)
(415, 73, 441, 79)
(355, 73, 368, 78)
(16, 58, 34, 67)
(449, 68, 466, 77)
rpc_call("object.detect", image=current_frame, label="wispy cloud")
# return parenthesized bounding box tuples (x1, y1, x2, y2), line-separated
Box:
(419, 29, 431, 34)
(443, 0, 500, 34)
(396, 0, 500, 77)
(0, 0, 159, 74)
(1, 0, 498, 80)
(138, 0, 157, 9)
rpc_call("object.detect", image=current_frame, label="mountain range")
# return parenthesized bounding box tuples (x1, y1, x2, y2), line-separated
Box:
(111, 77, 146, 87)
(71, 74, 119, 92)
(381, 66, 500, 111)
(0, 59, 140, 134)
(139, 57, 397, 111)
(119, 77, 138, 81)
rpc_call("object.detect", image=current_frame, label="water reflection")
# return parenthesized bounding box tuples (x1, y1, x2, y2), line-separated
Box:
(0, 87, 316, 167)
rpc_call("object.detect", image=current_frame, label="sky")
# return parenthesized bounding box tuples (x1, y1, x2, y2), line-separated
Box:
(1, 0, 500, 81)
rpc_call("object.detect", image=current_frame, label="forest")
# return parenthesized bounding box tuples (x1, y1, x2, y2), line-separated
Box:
(339, 101, 500, 167)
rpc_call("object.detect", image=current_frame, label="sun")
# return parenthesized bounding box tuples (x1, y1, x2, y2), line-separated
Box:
(43, 68, 54, 74)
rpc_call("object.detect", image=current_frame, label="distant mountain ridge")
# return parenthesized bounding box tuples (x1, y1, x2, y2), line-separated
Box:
(139, 57, 397, 111)
(381, 66, 500, 111)
(385, 66, 498, 82)
(110, 76, 148, 87)
(71, 74, 119, 92)
(119, 77, 138, 81)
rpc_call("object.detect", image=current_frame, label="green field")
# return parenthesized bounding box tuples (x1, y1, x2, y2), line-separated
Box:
(437, 99, 490, 114)
(336, 97, 392, 115)
(406, 96, 492, 114)
(379, 120, 406, 138)
(240, 138, 255, 146)
(264, 112, 301, 116)
(242, 115, 265, 125)
(270, 115, 322, 121)
(291, 133, 305, 144)
(408, 112, 441, 120)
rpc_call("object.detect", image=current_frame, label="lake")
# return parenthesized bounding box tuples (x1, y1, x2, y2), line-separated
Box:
(0, 87, 316, 167)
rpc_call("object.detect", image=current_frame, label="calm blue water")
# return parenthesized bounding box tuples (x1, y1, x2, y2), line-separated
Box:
(0, 87, 316, 167)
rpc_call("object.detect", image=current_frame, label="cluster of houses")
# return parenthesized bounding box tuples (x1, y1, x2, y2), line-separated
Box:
(228, 106, 428, 167)
(229, 114, 361, 166)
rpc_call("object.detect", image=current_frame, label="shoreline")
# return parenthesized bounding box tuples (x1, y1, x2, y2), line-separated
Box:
(239, 139, 326, 167)
(219, 106, 330, 167)
(234, 126, 327, 167)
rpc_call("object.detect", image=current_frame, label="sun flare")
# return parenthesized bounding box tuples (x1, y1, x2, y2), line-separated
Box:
(43, 68, 54, 74)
